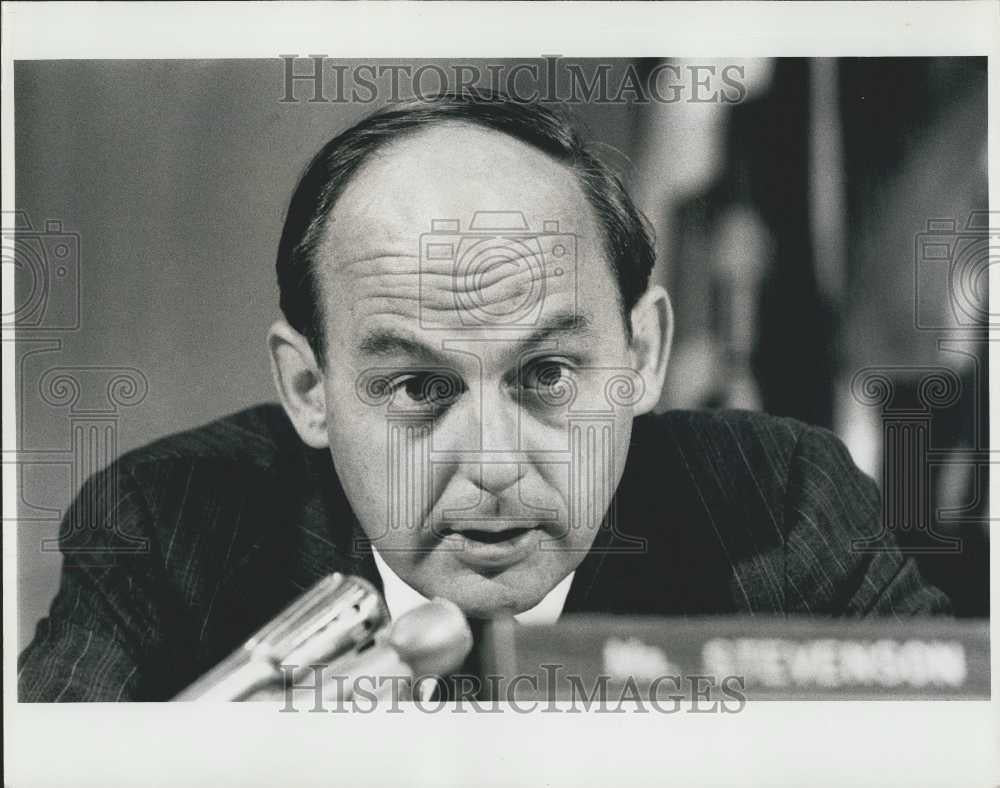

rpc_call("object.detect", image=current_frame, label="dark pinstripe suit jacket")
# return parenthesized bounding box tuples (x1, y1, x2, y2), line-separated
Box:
(19, 404, 949, 701)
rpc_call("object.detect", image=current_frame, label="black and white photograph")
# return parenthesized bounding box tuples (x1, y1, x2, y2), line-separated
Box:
(3, 3, 996, 786)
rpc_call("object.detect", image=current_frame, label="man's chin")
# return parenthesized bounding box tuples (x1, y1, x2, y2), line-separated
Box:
(425, 566, 552, 619)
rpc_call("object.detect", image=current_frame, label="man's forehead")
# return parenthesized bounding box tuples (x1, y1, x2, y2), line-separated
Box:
(318, 123, 599, 259)
(308, 122, 624, 345)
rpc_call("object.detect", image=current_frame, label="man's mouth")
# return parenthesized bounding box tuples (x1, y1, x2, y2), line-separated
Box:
(439, 524, 542, 568)
(445, 526, 533, 545)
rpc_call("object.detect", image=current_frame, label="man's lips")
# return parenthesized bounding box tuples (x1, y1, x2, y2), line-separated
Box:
(438, 524, 544, 569)
(442, 526, 534, 544)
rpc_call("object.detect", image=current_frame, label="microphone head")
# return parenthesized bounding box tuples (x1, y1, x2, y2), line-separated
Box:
(388, 598, 474, 677)
(175, 573, 389, 700)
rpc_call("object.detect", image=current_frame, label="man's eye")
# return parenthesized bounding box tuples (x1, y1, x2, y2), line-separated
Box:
(391, 371, 464, 409)
(518, 359, 579, 406)
(522, 361, 570, 389)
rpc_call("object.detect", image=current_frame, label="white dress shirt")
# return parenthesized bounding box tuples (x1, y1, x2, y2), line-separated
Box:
(371, 549, 574, 625)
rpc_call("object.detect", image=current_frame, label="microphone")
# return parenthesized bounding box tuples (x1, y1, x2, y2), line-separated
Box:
(270, 597, 474, 704)
(174, 574, 473, 702)
(175, 573, 389, 701)
(388, 597, 473, 677)
(337, 597, 474, 694)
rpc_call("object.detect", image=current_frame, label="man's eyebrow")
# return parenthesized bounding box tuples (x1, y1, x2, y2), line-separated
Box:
(520, 310, 594, 347)
(356, 330, 445, 363)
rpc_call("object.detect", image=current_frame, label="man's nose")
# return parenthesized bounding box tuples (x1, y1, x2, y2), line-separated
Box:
(473, 460, 525, 497)
(471, 388, 526, 494)
(479, 385, 519, 453)
(439, 384, 526, 494)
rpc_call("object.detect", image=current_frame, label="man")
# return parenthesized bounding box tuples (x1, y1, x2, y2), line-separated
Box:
(19, 92, 948, 702)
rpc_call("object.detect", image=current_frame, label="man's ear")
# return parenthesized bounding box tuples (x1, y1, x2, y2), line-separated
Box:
(267, 320, 330, 449)
(628, 285, 674, 416)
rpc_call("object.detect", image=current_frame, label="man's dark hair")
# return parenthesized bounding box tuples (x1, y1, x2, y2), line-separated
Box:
(276, 91, 655, 360)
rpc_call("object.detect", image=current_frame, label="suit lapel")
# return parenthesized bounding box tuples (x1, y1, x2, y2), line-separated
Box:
(564, 413, 741, 617)
(289, 443, 382, 593)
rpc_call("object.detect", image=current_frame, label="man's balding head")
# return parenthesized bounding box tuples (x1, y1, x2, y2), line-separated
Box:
(276, 92, 656, 361)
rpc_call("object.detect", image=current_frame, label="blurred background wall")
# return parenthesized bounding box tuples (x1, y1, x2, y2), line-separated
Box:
(11, 58, 989, 649)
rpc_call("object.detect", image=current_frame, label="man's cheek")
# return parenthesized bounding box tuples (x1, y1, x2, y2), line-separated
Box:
(328, 419, 388, 510)
(514, 467, 571, 531)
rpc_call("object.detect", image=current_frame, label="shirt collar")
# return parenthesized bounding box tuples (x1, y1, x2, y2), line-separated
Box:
(371, 549, 573, 625)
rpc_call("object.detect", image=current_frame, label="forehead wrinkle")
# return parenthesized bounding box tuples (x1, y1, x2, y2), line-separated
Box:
(337, 253, 420, 276)
(321, 257, 422, 318)
(328, 244, 579, 322)
(319, 254, 423, 324)
(350, 294, 423, 327)
(421, 249, 570, 296)
(423, 271, 553, 320)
